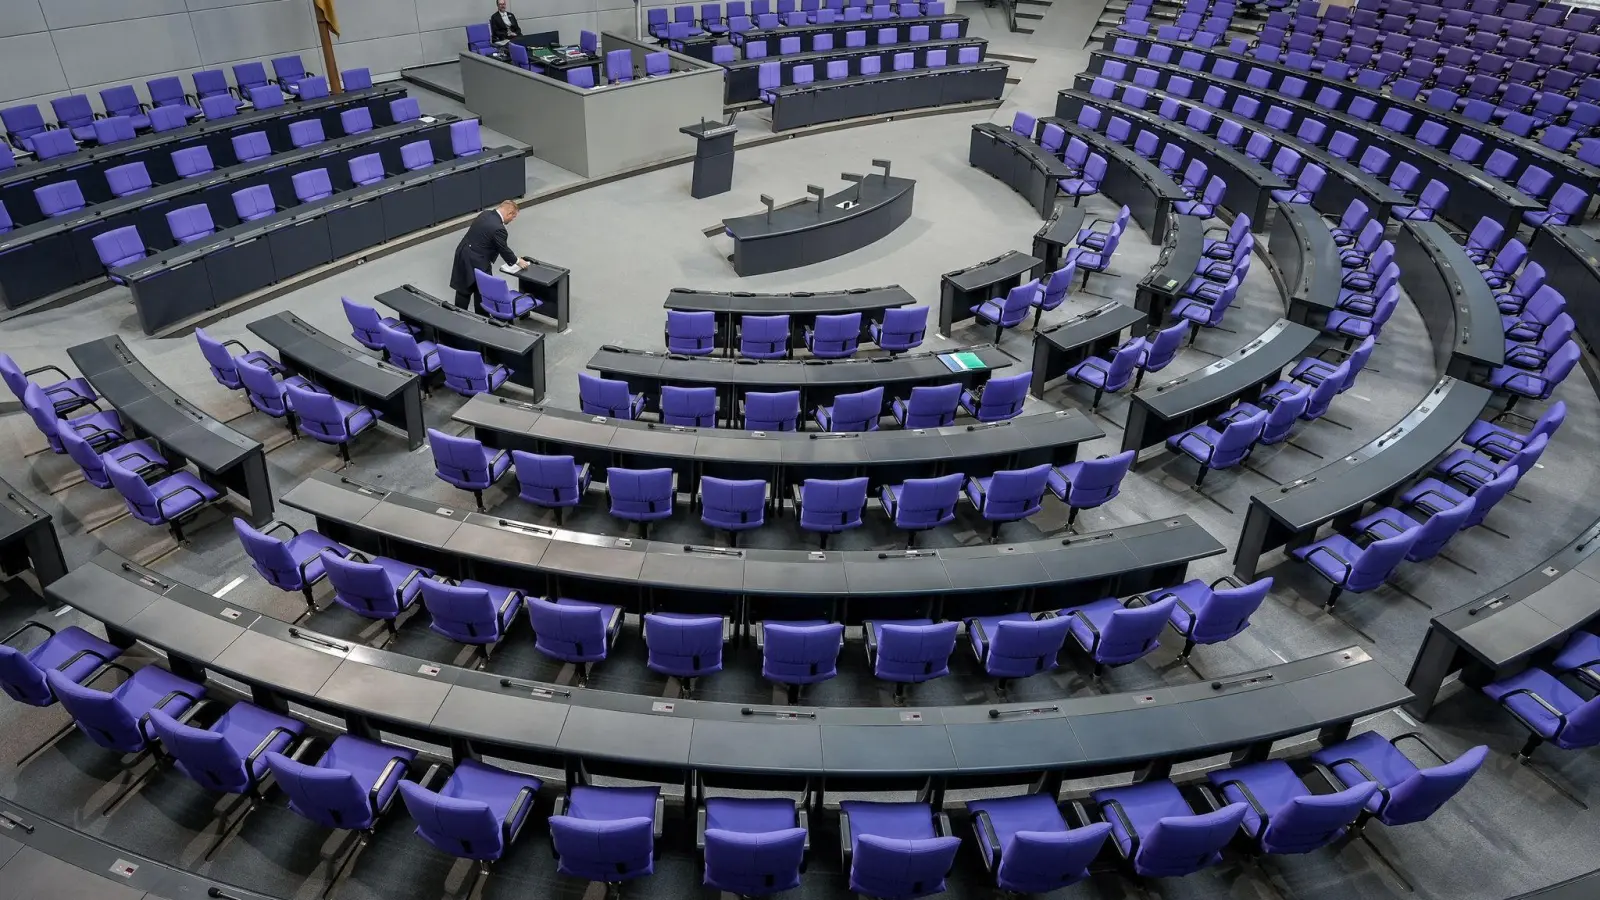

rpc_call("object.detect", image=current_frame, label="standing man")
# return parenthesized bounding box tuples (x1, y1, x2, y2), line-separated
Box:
(451, 200, 530, 312)
(490, 0, 522, 44)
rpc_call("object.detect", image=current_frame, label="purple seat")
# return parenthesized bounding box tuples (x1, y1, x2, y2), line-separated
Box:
(1167, 408, 1267, 487)
(288, 119, 325, 149)
(105, 455, 219, 542)
(321, 551, 432, 638)
(526, 597, 624, 680)
(291, 168, 333, 203)
(91, 225, 149, 275)
(1092, 780, 1249, 877)
(1523, 184, 1588, 227)
(429, 428, 510, 510)
(34, 180, 85, 218)
(511, 451, 591, 522)
(58, 426, 166, 493)
(550, 785, 661, 887)
(865, 619, 957, 699)
(644, 612, 725, 691)
(400, 139, 434, 171)
(1155, 574, 1273, 661)
(166, 204, 216, 244)
(234, 517, 349, 609)
(742, 390, 800, 430)
(662, 385, 718, 428)
(579, 372, 646, 419)
(1312, 731, 1488, 827)
(378, 322, 441, 380)
(971, 281, 1038, 344)
(1291, 523, 1421, 609)
(804, 312, 862, 357)
(342, 68, 373, 91)
(870, 305, 929, 353)
(50, 95, 97, 143)
(418, 579, 523, 660)
(815, 385, 883, 432)
(231, 185, 277, 222)
(1066, 595, 1178, 673)
(964, 464, 1051, 542)
(390, 97, 421, 122)
(840, 801, 961, 898)
(967, 612, 1071, 688)
(795, 477, 869, 547)
(761, 620, 844, 701)
(474, 269, 540, 322)
(665, 309, 717, 356)
(880, 473, 962, 546)
(960, 370, 1028, 422)
(339, 297, 407, 353)
(0, 623, 120, 708)
(1462, 402, 1566, 462)
(0, 354, 97, 416)
(1483, 667, 1600, 756)
(966, 793, 1111, 894)
(193, 329, 283, 396)
(397, 758, 541, 886)
(1208, 761, 1378, 855)
(700, 796, 807, 896)
(231, 131, 271, 163)
(890, 382, 961, 429)
(284, 383, 377, 464)
(200, 92, 239, 122)
(607, 466, 676, 534)
(439, 345, 509, 398)
(48, 664, 202, 759)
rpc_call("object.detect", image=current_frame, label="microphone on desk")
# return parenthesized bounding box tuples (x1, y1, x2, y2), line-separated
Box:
(807, 184, 826, 214)
(742, 707, 819, 718)
(841, 171, 865, 203)
(760, 194, 776, 224)
(872, 158, 892, 182)
(988, 705, 1060, 718)
(1468, 594, 1510, 617)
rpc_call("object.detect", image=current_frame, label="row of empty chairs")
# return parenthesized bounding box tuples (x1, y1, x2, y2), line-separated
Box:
(1, 56, 349, 157)
(733, 20, 965, 59)
(755, 45, 978, 100)
(0, 611, 1491, 899)
(660, 0, 951, 43)
(576, 370, 1030, 429)
(428, 426, 1135, 544)
(666, 306, 928, 356)
(1070, 102, 1232, 216)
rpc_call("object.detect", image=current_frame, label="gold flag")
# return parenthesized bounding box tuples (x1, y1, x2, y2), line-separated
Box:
(314, 0, 340, 35)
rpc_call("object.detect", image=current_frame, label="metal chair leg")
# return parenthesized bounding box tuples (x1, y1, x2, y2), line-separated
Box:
(1357, 830, 1416, 893)
(15, 718, 77, 768)
(204, 793, 261, 860)
(322, 831, 370, 900)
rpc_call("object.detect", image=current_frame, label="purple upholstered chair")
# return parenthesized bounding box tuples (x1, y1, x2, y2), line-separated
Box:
(429, 428, 510, 510)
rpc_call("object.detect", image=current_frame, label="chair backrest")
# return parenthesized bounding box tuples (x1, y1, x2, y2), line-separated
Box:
(145, 707, 254, 794)
(891, 473, 962, 528)
(292, 168, 332, 203)
(233, 518, 309, 591)
(429, 428, 496, 489)
(1258, 781, 1379, 854)
(645, 613, 724, 676)
(1345, 528, 1420, 591)
(1189, 576, 1273, 644)
(550, 815, 655, 881)
(341, 297, 386, 348)
(401, 140, 434, 170)
(1090, 597, 1176, 664)
(399, 780, 504, 860)
(46, 670, 145, 753)
(438, 345, 497, 396)
(262, 752, 376, 830)
(704, 826, 808, 895)
(826, 386, 884, 431)
(997, 824, 1113, 893)
(380, 323, 433, 375)
(971, 371, 1028, 421)
(762, 621, 844, 683)
(172, 146, 214, 178)
(232, 131, 271, 162)
(578, 372, 639, 418)
(701, 477, 766, 528)
(322, 552, 407, 618)
(875, 621, 958, 682)
(744, 390, 800, 430)
(876, 305, 929, 350)
(343, 68, 373, 91)
(93, 116, 136, 145)
(31, 127, 77, 160)
(59, 427, 116, 489)
(527, 598, 611, 662)
(512, 451, 583, 505)
(419, 580, 508, 643)
(607, 467, 675, 520)
(284, 383, 351, 442)
(1134, 802, 1249, 876)
(289, 119, 324, 149)
(1405, 497, 1473, 561)
(233, 185, 277, 222)
(900, 383, 961, 428)
(92, 225, 146, 269)
(799, 477, 869, 532)
(809, 312, 863, 355)
(391, 96, 420, 121)
(167, 204, 216, 244)
(1379, 744, 1489, 825)
(850, 834, 962, 899)
(35, 180, 85, 218)
(236, 356, 289, 416)
(662, 386, 718, 427)
(980, 464, 1052, 520)
(985, 616, 1072, 677)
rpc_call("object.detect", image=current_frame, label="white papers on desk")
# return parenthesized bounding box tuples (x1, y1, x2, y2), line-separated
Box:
(500, 263, 521, 274)
(420, 116, 437, 123)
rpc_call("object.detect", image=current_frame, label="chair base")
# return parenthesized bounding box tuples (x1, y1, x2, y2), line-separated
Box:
(1517, 738, 1590, 808)
(100, 749, 160, 816)
(15, 718, 77, 768)
(1355, 828, 1416, 893)
(205, 790, 264, 860)
(323, 829, 373, 900)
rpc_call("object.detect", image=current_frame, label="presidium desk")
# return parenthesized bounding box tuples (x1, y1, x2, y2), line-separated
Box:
(51, 550, 1411, 803)
(723, 174, 916, 276)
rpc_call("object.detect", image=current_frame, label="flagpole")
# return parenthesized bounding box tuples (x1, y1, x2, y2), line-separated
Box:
(316, 4, 342, 93)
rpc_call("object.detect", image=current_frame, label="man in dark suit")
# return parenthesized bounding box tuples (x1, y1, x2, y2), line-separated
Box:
(490, 0, 522, 43)
(450, 200, 529, 311)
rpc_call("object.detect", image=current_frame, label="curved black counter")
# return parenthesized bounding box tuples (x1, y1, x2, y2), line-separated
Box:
(1392, 219, 1506, 379)
(969, 122, 1077, 218)
(662, 284, 917, 353)
(723, 174, 916, 275)
(1269, 200, 1342, 327)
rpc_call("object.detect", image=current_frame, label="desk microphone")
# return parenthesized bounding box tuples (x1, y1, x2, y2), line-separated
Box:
(3, 492, 36, 517)
(1211, 672, 1274, 691)
(879, 549, 936, 559)
(1279, 476, 1318, 494)
(288, 628, 350, 652)
(119, 562, 171, 590)
(499, 677, 571, 695)
(0, 812, 33, 834)
(741, 707, 819, 718)
(988, 705, 1060, 718)
(1468, 594, 1510, 616)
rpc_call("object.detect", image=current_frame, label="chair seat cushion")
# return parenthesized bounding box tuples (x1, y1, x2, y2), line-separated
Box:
(1208, 760, 1306, 838)
(210, 701, 303, 780)
(1553, 631, 1600, 673)
(320, 734, 417, 811)
(285, 531, 347, 585)
(967, 612, 1034, 662)
(1064, 596, 1127, 651)
(1150, 579, 1208, 634)
(568, 784, 658, 821)
(1431, 449, 1498, 487)
(1290, 357, 1338, 385)
(1324, 309, 1375, 338)
(115, 664, 204, 720)
(1461, 419, 1525, 458)
(1310, 731, 1416, 811)
(1398, 476, 1470, 513)
(1483, 666, 1585, 738)
(1166, 423, 1224, 462)
(1066, 356, 1115, 388)
(147, 472, 221, 518)
(27, 626, 120, 690)
(841, 800, 935, 843)
(1290, 532, 1362, 584)
(704, 796, 796, 833)
(445, 758, 543, 824)
(41, 377, 98, 410)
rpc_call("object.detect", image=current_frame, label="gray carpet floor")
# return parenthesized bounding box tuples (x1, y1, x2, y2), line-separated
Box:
(0, 7, 1597, 899)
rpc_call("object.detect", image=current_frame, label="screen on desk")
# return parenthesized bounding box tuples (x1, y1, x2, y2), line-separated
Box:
(939, 351, 989, 372)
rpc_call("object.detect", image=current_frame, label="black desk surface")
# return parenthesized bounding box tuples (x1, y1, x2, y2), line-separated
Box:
(723, 36, 985, 74)
(1146, 212, 1206, 297)
(375, 284, 542, 358)
(587, 344, 1012, 390)
(248, 312, 418, 401)
(1529, 225, 1600, 351)
(456, 395, 1103, 468)
(65, 336, 261, 473)
(51, 550, 1409, 777)
(0, 479, 50, 546)
(1134, 318, 1318, 418)
(284, 470, 1223, 601)
(114, 147, 523, 281)
(724, 174, 915, 241)
(663, 284, 917, 316)
(1270, 200, 1341, 314)
(1038, 301, 1149, 354)
(1250, 376, 1492, 532)
(944, 250, 1040, 293)
(0, 117, 449, 254)
(971, 122, 1077, 180)
(1393, 219, 1507, 372)
(0, 85, 404, 196)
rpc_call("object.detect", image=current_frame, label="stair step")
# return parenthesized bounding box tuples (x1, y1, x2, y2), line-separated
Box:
(1016, 0, 1053, 6)
(1015, 26, 1035, 33)
(1016, 11, 1045, 19)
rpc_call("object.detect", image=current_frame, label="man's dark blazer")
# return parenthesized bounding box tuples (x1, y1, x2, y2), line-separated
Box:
(490, 10, 522, 42)
(450, 209, 518, 293)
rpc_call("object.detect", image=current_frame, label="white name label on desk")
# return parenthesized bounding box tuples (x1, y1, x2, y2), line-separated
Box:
(110, 860, 139, 878)
(836, 200, 858, 209)
(900, 711, 922, 722)
(221, 608, 242, 619)
(420, 116, 438, 123)
(418, 664, 441, 677)
(652, 701, 676, 713)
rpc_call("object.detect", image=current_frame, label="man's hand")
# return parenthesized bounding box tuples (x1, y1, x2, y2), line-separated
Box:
(516, 258, 532, 270)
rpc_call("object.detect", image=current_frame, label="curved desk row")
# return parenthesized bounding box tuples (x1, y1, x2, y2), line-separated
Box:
(664, 285, 917, 353)
(1528, 225, 1600, 348)
(1029, 302, 1150, 398)
(0, 117, 458, 313)
(1102, 33, 1600, 207)
(51, 550, 1407, 794)
(723, 174, 916, 275)
(722, 36, 986, 103)
(116, 146, 525, 335)
(1131, 209, 1206, 329)
(1233, 376, 1493, 579)
(769, 62, 1008, 132)
(735, 14, 969, 56)
(1057, 84, 1287, 229)
(247, 312, 426, 450)
(0, 85, 405, 228)
(374, 284, 547, 399)
(1088, 40, 1547, 233)
(1124, 318, 1321, 454)
(65, 335, 272, 525)
(1392, 218, 1507, 379)
(1034, 115, 1184, 243)
(586, 343, 1010, 413)
(282, 470, 1221, 625)
(0, 480, 65, 586)
(1269, 200, 1343, 328)
(938, 249, 1042, 337)
(456, 394, 1103, 500)
(1076, 58, 1406, 224)
(969, 122, 1076, 219)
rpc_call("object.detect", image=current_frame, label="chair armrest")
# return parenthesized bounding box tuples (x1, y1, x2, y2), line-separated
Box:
(1392, 731, 1452, 764)
(1070, 610, 1101, 652)
(23, 363, 72, 381)
(1099, 798, 1140, 859)
(797, 807, 810, 869)
(368, 756, 410, 816)
(935, 811, 954, 838)
(654, 794, 666, 839)
(1493, 409, 1538, 428)
(1209, 574, 1243, 589)
(1214, 778, 1270, 832)
(222, 339, 253, 355)
(974, 810, 1002, 864)
(695, 804, 708, 851)
(2, 621, 56, 647)
(498, 589, 522, 624)
(839, 809, 853, 869)
(394, 566, 422, 601)
(155, 483, 209, 510)
(54, 646, 114, 672)
(1496, 687, 1569, 738)
(1303, 545, 1353, 581)
(244, 726, 298, 789)
(343, 405, 371, 432)
(1319, 753, 1392, 810)
(503, 785, 536, 843)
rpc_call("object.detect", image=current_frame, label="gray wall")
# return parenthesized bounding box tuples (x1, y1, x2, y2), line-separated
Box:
(0, 0, 645, 114)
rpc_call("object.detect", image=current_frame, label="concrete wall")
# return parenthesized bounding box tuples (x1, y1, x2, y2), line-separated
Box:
(0, 0, 647, 114)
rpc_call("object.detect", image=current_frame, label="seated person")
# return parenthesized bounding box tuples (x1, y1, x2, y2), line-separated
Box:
(491, 0, 522, 44)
